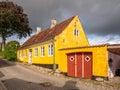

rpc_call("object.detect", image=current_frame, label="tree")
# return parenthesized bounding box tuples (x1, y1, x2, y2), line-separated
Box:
(0, 1, 32, 51)
(4, 40, 20, 61)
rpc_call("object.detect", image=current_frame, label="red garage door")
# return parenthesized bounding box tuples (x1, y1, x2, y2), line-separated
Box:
(77, 53, 82, 77)
(84, 52, 92, 78)
(67, 53, 75, 77)
(67, 52, 92, 78)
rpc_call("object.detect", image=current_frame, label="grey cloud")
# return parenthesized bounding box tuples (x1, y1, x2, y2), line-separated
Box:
(7, 0, 120, 36)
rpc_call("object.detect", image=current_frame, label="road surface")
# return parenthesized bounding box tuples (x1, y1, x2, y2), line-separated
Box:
(0, 57, 120, 90)
(0, 58, 79, 90)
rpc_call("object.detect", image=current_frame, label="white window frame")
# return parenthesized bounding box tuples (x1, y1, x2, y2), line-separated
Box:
(48, 44, 53, 56)
(24, 50, 27, 57)
(20, 51, 22, 57)
(18, 51, 20, 57)
(34, 48, 38, 57)
(40, 46, 45, 57)
(22, 50, 24, 56)
(74, 29, 79, 36)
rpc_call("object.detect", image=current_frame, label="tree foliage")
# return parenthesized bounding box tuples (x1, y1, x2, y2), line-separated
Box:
(4, 40, 20, 61)
(0, 1, 32, 50)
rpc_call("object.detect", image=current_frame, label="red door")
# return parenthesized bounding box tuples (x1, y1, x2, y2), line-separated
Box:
(67, 52, 92, 78)
(76, 53, 82, 77)
(67, 53, 75, 77)
(84, 52, 92, 78)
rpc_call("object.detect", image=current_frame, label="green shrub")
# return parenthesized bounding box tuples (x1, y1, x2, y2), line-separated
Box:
(0, 51, 4, 57)
(4, 40, 20, 61)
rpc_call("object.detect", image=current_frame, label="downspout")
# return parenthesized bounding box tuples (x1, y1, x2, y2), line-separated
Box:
(52, 38, 56, 72)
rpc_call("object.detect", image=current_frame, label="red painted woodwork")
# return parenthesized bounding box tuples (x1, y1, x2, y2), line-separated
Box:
(76, 53, 82, 77)
(67, 53, 75, 77)
(84, 52, 92, 78)
(67, 52, 92, 78)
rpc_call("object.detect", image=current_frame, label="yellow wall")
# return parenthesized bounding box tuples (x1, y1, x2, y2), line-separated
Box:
(54, 16, 90, 72)
(17, 45, 108, 77)
(17, 42, 54, 64)
(58, 46, 108, 77)
(17, 16, 109, 77)
(55, 16, 89, 49)
(17, 49, 28, 62)
(17, 16, 89, 64)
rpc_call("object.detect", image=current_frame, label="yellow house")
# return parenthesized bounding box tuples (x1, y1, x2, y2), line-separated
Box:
(17, 15, 120, 79)
(17, 15, 89, 71)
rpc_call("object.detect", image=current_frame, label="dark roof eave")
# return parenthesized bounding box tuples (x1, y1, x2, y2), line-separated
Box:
(18, 38, 56, 50)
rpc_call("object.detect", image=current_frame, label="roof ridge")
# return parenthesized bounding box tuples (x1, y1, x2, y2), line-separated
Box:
(37, 15, 76, 34)
(21, 15, 76, 48)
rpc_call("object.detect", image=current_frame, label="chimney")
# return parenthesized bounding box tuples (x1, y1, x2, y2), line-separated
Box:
(50, 18, 57, 28)
(36, 27, 41, 34)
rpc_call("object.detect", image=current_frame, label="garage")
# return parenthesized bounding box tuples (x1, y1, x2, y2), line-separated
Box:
(67, 52, 92, 78)
(65, 44, 120, 80)
(60, 45, 108, 79)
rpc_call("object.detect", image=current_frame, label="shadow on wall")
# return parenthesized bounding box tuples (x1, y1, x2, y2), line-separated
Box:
(34, 64, 58, 69)
(115, 60, 120, 76)
(108, 52, 120, 78)
(2, 78, 79, 90)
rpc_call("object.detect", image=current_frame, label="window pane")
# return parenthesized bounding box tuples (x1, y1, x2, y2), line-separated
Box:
(74, 29, 76, 36)
(19, 51, 20, 57)
(34, 48, 38, 56)
(43, 47, 45, 56)
(24, 50, 27, 56)
(48, 44, 53, 56)
(41, 46, 45, 56)
(48, 45, 50, 56)
(77, 30, 78, 36)
(74, 29, 79, 36)
(40, 47, 42, 56)
(51, 45, 53, 55)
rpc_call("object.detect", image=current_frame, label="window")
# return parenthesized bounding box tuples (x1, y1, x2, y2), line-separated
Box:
(48, 44, 53, 56)
(22, 50, 24, 56)
(74, 29, 79, 36)
(23, 50, 27, 56)
(18, 51, 20, 57)
(20, 51, 22, 57)
(34, 48, 38, 56)
(41, 46, 45, 56)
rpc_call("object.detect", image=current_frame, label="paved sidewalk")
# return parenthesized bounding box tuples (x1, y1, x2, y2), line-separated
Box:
(0, 81, 7, 90)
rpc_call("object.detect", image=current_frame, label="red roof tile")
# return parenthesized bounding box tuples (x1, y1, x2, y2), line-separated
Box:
(21, 16, 75, 48)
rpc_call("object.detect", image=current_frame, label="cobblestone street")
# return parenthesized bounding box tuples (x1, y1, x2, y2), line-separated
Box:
(0, 57, 120, 90)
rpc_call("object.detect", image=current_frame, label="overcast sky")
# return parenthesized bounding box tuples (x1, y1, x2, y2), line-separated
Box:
(1, 0, 120, 45)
